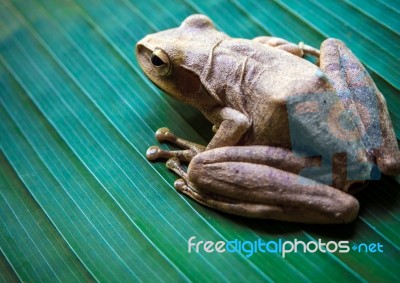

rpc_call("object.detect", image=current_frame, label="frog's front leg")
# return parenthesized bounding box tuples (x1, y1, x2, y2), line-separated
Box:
(205, 107, 251, 149)
(170, 146, 359, 224)
(147, 105, 250, 162)
(253, 36, 320, 58)
(146, 127, 206, 162)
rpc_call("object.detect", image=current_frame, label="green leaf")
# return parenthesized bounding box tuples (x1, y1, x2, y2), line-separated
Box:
(1, 0, 399, 282)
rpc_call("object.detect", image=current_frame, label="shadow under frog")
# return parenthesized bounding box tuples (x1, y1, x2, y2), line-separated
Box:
(135, 14, 400, 224)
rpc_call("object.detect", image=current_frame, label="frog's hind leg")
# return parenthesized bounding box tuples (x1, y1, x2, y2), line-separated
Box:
(320, 39, 400, 175)
(174, 146, 359, 224)
(253, 36, 320, 57)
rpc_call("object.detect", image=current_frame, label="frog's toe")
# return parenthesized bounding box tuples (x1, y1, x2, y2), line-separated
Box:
(146, 146, 196, 162)
(166, 157, 188, 180)
(174, 178, 190, 193)
(153, 127, 206, 153)
(146, 146, 163, 161)
(155, 127, 175, 142)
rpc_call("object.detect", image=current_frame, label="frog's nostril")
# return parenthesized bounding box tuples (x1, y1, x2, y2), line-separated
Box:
(136, 44, 142, 53)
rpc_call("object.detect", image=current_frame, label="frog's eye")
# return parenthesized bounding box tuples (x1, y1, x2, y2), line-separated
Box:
(150, 49, 171, 76)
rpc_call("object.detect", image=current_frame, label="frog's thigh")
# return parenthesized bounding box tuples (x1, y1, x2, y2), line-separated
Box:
(187, 147, 359, 224)
(320, 39, 400, 175)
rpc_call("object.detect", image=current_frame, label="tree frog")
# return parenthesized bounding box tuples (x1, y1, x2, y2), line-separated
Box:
(135, 14, 400, 223)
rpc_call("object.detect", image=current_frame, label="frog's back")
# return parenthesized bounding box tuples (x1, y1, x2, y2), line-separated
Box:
(203, 39, 334, 147)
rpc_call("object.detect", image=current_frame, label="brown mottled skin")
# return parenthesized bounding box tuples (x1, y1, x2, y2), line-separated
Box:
(136, 15, 400, 224)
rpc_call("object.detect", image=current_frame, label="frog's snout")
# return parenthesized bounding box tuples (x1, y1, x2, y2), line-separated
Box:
(135, 39, 155, 61)
(135, 42, 146, 56)
(135, 43, 142, 53)
(135, 42, 152, 69)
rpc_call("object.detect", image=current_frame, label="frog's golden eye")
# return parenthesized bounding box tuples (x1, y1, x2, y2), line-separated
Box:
(150, 49, 171, 76)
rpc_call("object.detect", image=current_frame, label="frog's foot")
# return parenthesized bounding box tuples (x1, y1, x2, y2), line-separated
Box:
(146, 127, 206, 162)
(165, 157, 197, 194)
(253, 36, 320, 58)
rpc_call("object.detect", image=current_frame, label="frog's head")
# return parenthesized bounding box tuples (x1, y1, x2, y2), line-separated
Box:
(135, 14, 226, 110)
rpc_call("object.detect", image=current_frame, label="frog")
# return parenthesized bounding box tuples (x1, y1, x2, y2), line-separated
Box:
(135, 14, 400, 224)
